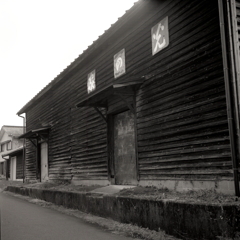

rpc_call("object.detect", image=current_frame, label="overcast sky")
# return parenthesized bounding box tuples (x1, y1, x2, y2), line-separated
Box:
(0, 0, 137, 128)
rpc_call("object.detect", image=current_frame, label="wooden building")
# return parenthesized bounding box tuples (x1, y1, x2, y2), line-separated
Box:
(0, 126, 24, 180)
(17, 0, 240, 195)
(2, 147, 24, 181)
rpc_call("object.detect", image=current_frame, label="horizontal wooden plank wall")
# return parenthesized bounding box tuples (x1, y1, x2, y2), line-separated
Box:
(23, 0, 231, 182)
(25, 84, 73, 181)
(70, 107, 108, 180)
(25, 139, 37, 180)
(136, 0, 231, 180)
(25, 79, 108, 181)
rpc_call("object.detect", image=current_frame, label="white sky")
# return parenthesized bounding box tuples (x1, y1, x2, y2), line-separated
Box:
(0, 0, 137, 128)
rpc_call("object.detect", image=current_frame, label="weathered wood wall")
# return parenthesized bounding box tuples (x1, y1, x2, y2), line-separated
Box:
(25, 139, 37, 179)
(23, 0, 231, 182)
(70, 107, 108, 181)
(16, 153, 23, 179)
(136, 0, 231, 180)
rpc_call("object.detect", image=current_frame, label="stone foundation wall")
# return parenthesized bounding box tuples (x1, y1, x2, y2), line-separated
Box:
(6, 186, 240, 239)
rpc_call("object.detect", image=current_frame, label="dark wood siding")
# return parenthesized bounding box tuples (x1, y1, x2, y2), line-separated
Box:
(25, 139, 37, 180)
(24, 0, 231, 182)
(16, 154, 23, 179)
(70, 107, 108, 180)
(25, 79, 108, 181)
(136, 0, 231, 180)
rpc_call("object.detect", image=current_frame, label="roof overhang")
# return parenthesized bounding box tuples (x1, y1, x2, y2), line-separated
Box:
(1, 147, 24, 158)
(18, 126, 51, 140)
(76, 77, 145, 108)
(0, 140, 11, 145)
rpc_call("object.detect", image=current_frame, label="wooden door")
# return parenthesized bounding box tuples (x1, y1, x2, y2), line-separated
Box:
(114, 110, 137, 185)
(40, 142, 48, 182)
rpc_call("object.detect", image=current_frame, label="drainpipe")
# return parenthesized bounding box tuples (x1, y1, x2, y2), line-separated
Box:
(218, 0, 240, 196)
(18, 114, 26, 183)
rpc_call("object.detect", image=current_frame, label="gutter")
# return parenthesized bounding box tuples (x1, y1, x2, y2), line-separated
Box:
(218, 0, 240, 196)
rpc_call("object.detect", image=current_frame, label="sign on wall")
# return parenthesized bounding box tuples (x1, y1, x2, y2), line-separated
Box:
(87, 70, 96, 94)
(151, 16, 169, 55)
(114, 49, 126, 79)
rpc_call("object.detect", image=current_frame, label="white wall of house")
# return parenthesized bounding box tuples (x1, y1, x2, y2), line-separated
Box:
(0, 126, 23, 178)
(10, 156, 16, 180)
(0, 131, 12, 163)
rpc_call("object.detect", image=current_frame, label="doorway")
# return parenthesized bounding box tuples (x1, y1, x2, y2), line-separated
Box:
(40, 142, 48, 182)
(113, 110, 137, 185)
(10, 156, 16, 180)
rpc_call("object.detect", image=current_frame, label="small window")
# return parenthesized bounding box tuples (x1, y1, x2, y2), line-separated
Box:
(7, 141, 12, 150)
(1, 144, 4, 152)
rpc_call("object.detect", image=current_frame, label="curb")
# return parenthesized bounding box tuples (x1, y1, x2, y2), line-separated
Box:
(6, 186, 240, 239)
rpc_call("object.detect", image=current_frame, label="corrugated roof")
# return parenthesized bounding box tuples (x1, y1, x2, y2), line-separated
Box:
(16, 0, 141, 115)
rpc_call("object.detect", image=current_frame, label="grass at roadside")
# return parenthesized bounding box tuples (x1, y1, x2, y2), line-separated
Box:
(1, 179, 240, 205)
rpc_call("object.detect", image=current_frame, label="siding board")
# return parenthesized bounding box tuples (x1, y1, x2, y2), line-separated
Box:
(23, 0, 231, 183)
(135, 0, 231, 180)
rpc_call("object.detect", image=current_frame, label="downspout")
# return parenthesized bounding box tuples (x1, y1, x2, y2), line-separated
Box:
(18, 114, 26, 183)
(218, 0, 240, 196)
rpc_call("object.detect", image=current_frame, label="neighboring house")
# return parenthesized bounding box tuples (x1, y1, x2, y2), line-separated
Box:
(0, 126, 24, 180)
(17, 0, 240, 195)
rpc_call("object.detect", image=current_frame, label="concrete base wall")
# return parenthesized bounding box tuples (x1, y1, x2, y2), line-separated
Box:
(26, 177, 236, 195)
(138, 179, 236, 195)
(71, 179, 110, 186)
(72, 179, 236, 195)
(6, 186, 240, 240)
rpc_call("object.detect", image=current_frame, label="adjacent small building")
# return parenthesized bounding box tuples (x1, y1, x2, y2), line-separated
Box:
(17, 0, 240, 195)
(0, 126, 24, 180)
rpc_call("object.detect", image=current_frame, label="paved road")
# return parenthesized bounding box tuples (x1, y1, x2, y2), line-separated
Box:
(0, 192, 134, 240)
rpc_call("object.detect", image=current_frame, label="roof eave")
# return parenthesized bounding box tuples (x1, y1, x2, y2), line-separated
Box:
(16, 1, 142, 115)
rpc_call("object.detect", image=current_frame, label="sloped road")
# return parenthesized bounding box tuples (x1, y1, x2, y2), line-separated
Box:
(0, 192, 135, 240)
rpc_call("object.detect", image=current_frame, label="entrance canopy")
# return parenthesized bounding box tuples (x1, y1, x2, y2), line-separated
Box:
(18, 127, 50, 140)
(75, 77, 144, 108)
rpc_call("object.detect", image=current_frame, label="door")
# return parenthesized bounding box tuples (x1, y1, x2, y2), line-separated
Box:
(40, 142, 48, 182)
(113, 110, 137, 185)
(10, 157, 16, 180)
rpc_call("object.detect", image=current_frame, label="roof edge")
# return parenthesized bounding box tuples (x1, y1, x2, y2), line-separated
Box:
(16, 0, 142, 115)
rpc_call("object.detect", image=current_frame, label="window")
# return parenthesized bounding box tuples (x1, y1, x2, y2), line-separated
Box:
(7, 141, 12, 150)
(0, 144, 4, 152)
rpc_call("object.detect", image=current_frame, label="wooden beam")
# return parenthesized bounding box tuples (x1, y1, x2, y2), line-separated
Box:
(115, 93, 135, 114)
(29, 139, 37, 148)
(93, 107, 107, 123)
(38, 134, 48, 143)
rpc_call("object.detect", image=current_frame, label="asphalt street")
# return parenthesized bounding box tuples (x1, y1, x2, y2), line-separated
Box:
(0, 192, 135, 240)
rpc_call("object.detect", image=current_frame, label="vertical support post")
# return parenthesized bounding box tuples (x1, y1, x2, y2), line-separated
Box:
(36, 138, 40, 180)
(133, 92, 140, 181)
(107, 114, 115, 184)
